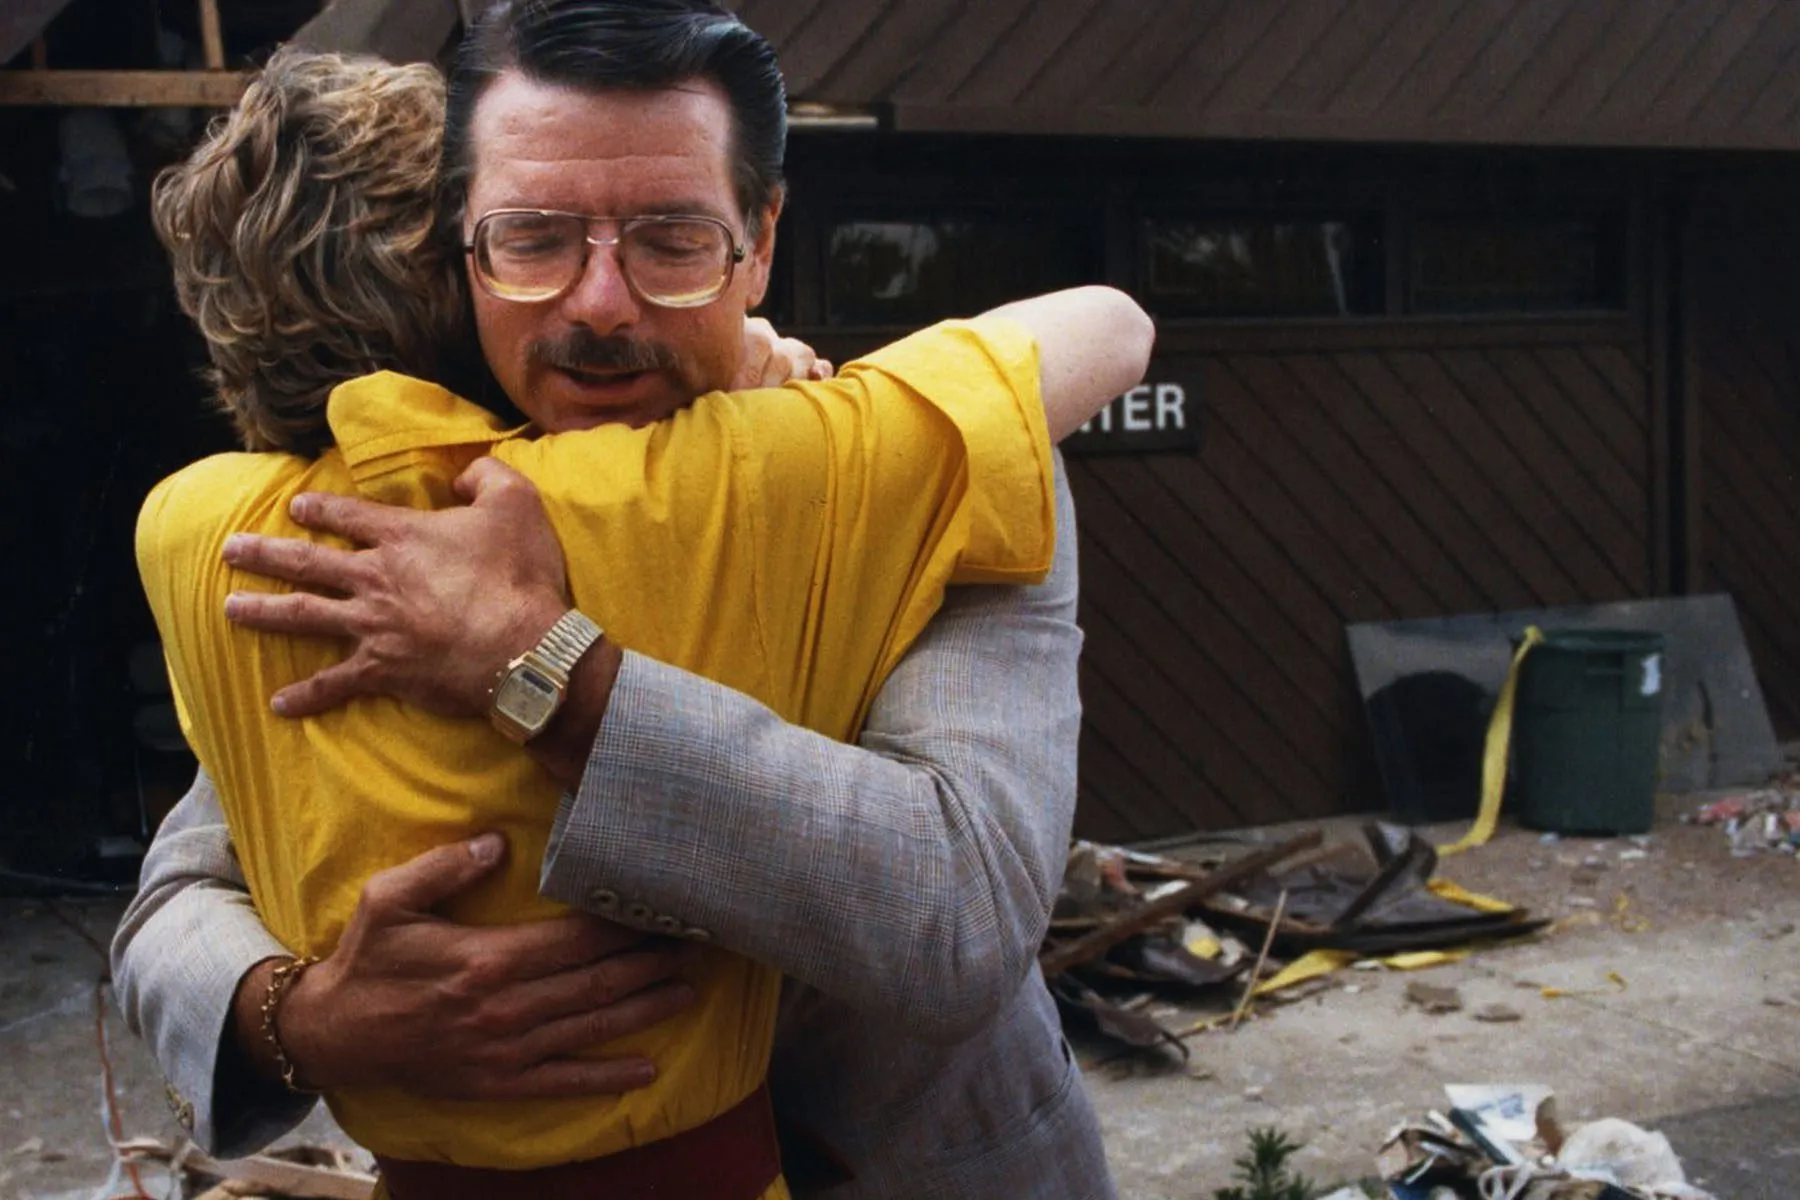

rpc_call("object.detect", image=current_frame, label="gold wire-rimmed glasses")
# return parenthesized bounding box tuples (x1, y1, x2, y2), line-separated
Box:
(465, 209, 747, 308)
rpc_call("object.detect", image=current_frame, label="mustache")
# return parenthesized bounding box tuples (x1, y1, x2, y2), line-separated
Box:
(529, 328, 680, 375)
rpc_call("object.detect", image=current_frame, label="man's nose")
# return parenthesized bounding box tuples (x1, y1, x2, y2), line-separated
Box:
(557, 240, 641, 333)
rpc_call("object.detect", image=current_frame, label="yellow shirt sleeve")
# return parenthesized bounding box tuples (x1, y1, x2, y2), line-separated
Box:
(830, 314, 1055, 584)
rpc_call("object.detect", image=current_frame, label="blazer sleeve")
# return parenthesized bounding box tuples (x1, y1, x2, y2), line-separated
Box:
(111, 768, 318, 1155)
(540, 454, 1083, 1043)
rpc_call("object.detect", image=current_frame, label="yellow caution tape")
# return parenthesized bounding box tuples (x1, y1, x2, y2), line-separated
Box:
(1440, 626, 1545, 857)
(1541, 971, 1627, 999)
(1251, 949, 1358, 995)
(1426, 878, 1517, 914)
(1378, 948, 1472, 970)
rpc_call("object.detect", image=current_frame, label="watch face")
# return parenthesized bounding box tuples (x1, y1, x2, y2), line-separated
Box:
(495, 666, 560, 731)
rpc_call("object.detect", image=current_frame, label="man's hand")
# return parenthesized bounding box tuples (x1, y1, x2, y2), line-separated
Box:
(222, 457, 566, 718)
(241, 833, 696, 1100)
(734, 316, 831, 388)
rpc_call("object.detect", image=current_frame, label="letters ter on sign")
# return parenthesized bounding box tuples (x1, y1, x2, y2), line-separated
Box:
(1063, 379, 1201, 455)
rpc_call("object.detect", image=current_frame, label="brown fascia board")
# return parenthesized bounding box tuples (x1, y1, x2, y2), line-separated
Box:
(0, 69, 252, 107)
(884, 103, 1800, 155)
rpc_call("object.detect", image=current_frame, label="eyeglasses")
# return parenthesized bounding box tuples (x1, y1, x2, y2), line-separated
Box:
(465, 209, 747, 308)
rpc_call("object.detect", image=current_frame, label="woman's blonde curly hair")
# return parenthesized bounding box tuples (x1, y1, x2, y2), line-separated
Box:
(153, 48, 470, 456)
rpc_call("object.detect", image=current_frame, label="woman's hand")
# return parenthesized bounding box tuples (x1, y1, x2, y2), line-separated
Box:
(733, 316, 832, 388)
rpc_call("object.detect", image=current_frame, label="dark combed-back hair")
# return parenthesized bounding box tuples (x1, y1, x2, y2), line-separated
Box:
(153, 49, 475, 456)
(443, 0, 787, 236)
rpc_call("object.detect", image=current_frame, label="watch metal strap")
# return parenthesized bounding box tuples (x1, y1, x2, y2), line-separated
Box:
(532, 609, 604, 679)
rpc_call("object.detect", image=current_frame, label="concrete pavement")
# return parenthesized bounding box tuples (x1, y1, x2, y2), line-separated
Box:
(1082, 801, 1800, 1198)
(2, 795, 1796, 1198)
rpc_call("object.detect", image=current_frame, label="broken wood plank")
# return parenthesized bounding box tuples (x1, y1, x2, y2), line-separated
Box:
(1038, 830, 1322, 979)
(198, 0, 225, 70)
(0, 70, 252, 107)
(119, 1139, 374, 1200)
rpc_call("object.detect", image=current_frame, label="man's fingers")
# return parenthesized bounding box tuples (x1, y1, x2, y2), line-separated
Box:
(224, 588, 356, 638)
(287, 490, 407, 546)
(775, 338, 818, 384)
(809, 358, 835, 381)
(267, 660, 371, 718)
(511, 977, 698, 1065)
(358, 834, 508, 916)
(453, 456, 536, 506)
(223, 534, 366, 594)
(482, 1055, 659, 1102)
(487, 944, 693, 1034)
(467, 913, 652, 981)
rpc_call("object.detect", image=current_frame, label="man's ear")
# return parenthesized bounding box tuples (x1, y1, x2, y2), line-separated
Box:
(743, 187, 784, 310)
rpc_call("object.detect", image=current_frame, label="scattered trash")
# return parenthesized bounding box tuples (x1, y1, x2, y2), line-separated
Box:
(1374, 1084, 1715, 1199)
(1041, 824, 1546, 1051)
(1473, 1003, 1522, 1023)
(1684, 773, 1800, 855)
(1558, 1119, 1687, 1190)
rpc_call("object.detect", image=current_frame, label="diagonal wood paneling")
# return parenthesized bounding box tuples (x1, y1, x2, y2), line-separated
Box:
(1687, 5, 1800, 127)
(1070, 333, 1653, 838)
(1260, 1, 1413, 117)
(1425, 0, 1571, 124)
(758, 0, 1800, 150)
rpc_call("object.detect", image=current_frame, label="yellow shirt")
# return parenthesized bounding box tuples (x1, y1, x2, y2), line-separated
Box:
(136, 317, 1053, 1172)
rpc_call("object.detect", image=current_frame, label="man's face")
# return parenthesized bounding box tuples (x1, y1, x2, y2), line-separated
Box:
(463, 71, 777, 433)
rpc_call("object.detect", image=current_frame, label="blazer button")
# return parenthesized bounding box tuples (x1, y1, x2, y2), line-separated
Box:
(683, 926, 713, 943)
(626, 902, 655, 924)
(588, 888, 619, 914)
(653, 915, 682, 935)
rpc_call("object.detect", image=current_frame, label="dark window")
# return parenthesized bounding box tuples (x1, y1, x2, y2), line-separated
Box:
(825, 214, 1101, 327)
(1138, 218, 1381, 319)
(1407, 216, 1625, 314)
(756, 229, 794, 326)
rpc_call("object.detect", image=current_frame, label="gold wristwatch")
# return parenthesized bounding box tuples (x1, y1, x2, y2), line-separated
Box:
(487, 610, 605, 743)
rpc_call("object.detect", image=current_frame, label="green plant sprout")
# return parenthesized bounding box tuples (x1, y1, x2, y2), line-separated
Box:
(1213, 1127, 1320, 1200)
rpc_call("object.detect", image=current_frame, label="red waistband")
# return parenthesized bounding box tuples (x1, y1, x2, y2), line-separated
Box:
(374, 1082, 781, 1200)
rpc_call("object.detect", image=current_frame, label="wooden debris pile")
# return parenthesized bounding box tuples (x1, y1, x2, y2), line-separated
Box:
(1039, 823, 1550, 1052)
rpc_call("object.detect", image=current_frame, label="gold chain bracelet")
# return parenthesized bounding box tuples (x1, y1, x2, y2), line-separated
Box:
(260, 955, 321, 1095)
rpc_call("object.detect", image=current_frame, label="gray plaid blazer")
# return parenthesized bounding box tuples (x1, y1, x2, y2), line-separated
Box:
(113, 462, 1115, 1199)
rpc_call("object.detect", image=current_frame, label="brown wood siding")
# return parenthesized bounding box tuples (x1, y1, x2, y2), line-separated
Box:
(1069, 329, 1655, 843)
(743, 0, 1800, 151)
(1692, 182, 1800, 739)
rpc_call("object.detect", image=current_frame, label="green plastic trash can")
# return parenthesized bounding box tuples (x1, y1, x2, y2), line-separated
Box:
(1511, 629, 1665, 836)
